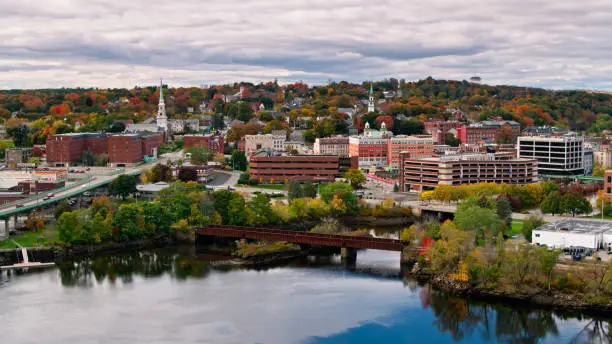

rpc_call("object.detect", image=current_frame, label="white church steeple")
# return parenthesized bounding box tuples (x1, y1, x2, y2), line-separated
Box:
(367, 83, 375, 113)
(157, 79, 168, 131)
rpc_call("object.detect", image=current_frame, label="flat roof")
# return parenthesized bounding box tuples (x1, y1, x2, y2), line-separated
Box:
(535, 220, 612, 235)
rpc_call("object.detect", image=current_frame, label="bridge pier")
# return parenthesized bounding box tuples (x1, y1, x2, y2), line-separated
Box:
(340, 247, 357, 266)
(0, 218, 8, 241)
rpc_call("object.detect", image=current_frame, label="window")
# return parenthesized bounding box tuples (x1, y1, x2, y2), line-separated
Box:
(535, 234, 540, 238)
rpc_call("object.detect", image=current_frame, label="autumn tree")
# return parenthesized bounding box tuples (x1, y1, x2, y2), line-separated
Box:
(344, 169, 366, 189)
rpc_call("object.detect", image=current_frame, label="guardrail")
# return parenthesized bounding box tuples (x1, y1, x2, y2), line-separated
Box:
(0, 169, 141, 218)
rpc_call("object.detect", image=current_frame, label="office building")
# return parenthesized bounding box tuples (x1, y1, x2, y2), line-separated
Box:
(398, 153, 538, 192)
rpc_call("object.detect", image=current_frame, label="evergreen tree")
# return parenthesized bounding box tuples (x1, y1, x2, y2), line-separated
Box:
(288, 180, 302, 199)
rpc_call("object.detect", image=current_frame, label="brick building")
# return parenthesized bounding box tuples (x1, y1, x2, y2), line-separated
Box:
(398, 153, 538, 192)
(423, 120, 462, 144)
(348, 122, 392, 170)
(108, 133, 163, 166)
(387, 135, 434, 170)
(457, 120, 521, 145)
(249, 154, 341, 182)
(183, 134, 225, 155)
(46, 133, 108, 166)
(314, 136, 349, 156)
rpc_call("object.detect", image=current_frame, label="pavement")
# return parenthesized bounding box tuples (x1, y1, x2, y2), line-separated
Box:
(0, 150, 184, 217)
(405, 200, 612, 223)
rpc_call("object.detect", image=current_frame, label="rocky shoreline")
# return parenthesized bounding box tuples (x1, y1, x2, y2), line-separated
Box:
(406, 268, 612, 317)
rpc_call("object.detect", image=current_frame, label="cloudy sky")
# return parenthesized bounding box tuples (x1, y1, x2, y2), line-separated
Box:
(2, 0, 612, 90)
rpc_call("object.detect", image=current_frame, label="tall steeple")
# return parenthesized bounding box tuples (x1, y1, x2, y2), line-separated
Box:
(367, 82, 375, 113)
(157, 78, 168, 131)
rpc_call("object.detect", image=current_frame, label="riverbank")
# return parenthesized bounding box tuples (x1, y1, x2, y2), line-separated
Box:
(0, 234, 176, 266)
(406, 265, 612, 317)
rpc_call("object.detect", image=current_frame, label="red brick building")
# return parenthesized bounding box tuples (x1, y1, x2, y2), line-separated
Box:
(108, 133, 163, 166)
(183, 134, 224, 155)
(249, 154, 341, 182)
(423, 120, 462, 144)
(46, 133, 108, 166)
(457, 120, 521, 145)
(605, 170, 612, 201)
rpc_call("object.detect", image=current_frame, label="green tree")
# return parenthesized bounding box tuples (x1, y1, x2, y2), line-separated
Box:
(57, 211, 82, 244)
(81, 151, 95, 166)
(540, 181, 560, 196)
(94, 154, 109, 166)
(302, 181, 317, 198)
(560, 191, 592, 217)
(344, 168, 366, 189)
(540, 191, 562, 216)
(288, 180, 302, 199)
(320, 182, 358, 215)
(231, 150, 248, 171)
(55, 201, 72, 220)
(496, 196, 512, 229)
(146, 164, 173, 183)
(238, 171, 251, 185)
(444, 133, 461, 147)
(521, 216, 544, 243)
(454, 204, 503, 243)
(112, 203, 144, 241)
(228, 193, 247, 225)
(246, 194, 278, 226)
(185, 146, 212, 165)
(109, 174, 137, 200)
(213, 189, 234, 224)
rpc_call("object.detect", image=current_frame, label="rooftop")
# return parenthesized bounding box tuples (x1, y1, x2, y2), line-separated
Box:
(136, 182, 170, 193)
(535, 220, 612, 235)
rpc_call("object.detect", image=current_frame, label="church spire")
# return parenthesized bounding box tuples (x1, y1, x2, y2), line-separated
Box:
(367, 82, 375, 113)
(157, 78, 168, 131)
(159, 79, 164, 105)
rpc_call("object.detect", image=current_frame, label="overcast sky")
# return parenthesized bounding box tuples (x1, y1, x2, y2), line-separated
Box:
(2, 0, 612, 90)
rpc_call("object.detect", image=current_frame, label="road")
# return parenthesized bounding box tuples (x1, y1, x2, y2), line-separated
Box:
(404, 200, 612, 223)
(0, 150, 184, 218)
(206, 170, 289, 195)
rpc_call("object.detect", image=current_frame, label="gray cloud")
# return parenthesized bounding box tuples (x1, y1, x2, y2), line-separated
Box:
(1, 0, 611, 89)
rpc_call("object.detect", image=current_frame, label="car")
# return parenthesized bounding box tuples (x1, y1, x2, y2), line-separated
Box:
(42, 196, 50, 201)
(15, 204, 24, 208)
(83, 191, 92, 196)
(47, 193, 55, 197)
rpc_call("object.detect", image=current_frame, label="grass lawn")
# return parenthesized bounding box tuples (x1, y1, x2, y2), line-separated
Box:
(243, 184, 287, 191)
(508, 219, 524, 236)
(0, 226, 58, 249)
(583, 214, 612, 221)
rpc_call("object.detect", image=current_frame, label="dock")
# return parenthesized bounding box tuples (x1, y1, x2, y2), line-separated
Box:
(0, 246, 55, 271)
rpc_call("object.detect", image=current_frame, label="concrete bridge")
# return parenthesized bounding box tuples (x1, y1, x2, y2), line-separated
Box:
(196, 225, 410, 263)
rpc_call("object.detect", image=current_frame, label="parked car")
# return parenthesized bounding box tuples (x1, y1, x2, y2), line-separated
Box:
(47, 193, 55, 197)
(42, 196, 50, 201)
(83, 191, 92, 197)
(15, 204, 24, 208)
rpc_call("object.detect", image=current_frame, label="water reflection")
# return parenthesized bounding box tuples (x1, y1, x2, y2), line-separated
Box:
(48, 248, 612, 343)
(56, 247, 212, 287)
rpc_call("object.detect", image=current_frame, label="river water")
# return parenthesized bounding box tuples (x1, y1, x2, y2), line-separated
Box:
(0, 246, 610, 344)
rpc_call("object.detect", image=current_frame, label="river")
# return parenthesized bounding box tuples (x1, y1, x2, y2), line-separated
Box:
(0, 246, 610, 344)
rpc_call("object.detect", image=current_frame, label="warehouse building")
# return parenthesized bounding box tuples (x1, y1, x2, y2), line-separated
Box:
(532, 220, 612, 250)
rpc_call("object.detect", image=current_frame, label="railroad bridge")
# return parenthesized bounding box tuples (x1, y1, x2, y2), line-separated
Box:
(196, 225, 410, 263)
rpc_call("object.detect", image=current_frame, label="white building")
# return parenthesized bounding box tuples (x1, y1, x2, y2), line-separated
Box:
(314, 136, 349, 156)
(517, 134, 584, 175)
(244, 134, 286, 156)
(532, 220, 612, 250)
(168, 119, 200, 134)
